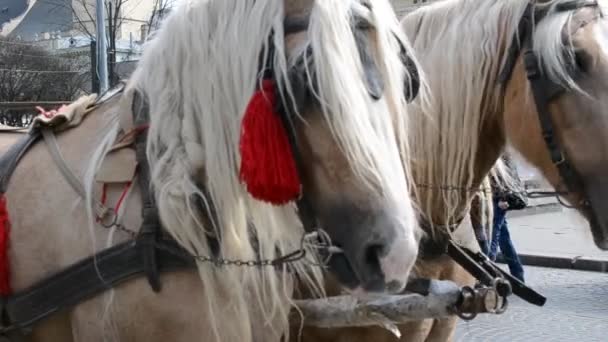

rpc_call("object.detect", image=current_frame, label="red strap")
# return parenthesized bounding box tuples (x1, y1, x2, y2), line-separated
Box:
(96, 184, 109, 223)
(114, 181, 132, 214)
(96, 181, 132, 222)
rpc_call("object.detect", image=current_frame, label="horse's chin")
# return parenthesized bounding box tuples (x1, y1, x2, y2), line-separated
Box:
(325, 253, 408, 295)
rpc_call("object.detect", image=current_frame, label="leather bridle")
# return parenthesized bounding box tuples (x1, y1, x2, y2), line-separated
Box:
(498, 0, 601, 209)
(419, 0, 604, 310)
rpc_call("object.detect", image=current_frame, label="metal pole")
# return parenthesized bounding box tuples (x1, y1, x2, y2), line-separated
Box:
(95, 0, 109, 92)
(90, 41, 99, 93)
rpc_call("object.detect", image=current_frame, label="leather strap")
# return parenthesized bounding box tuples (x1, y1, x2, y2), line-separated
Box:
(446, 239, 546, 307)
(521, 40, 586, 197)
(0, 87, 190, 333)
(261, 33, 319, 235)
(0, 131, 41, 194)
(41, 129, 109, 219)
(2, 239, 194, 333)
(131, 90, 163, 292)
(496, 1, 599, 208)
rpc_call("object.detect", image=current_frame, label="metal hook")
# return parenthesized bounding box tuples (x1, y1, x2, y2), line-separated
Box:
(99, 208, 117, 229)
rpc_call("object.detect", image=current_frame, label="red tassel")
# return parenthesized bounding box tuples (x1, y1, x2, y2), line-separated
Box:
(239, 79, 301, 205)
(0, 194, 11, 296)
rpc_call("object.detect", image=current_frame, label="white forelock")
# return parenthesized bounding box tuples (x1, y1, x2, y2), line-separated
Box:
(85, 0, 422, 341)
(401, 0, 587, 228)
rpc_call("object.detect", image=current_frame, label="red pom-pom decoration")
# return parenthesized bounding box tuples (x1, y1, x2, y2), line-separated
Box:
(239, 79, 301, 205)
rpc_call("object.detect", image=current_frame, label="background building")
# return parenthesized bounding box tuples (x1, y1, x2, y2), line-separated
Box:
(1, 0, 162, 42)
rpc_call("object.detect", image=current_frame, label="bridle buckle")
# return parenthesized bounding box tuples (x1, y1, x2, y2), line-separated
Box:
(554, 152, 566, 166)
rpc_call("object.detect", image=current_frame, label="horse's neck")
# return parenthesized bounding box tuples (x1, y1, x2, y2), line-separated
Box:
(418, 110, 505, 225)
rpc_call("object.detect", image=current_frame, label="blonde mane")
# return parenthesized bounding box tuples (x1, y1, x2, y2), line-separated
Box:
(84, 1, 419, 341)
(401, 0, 583, 228)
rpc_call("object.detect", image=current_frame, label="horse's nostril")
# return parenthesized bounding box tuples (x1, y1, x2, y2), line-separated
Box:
(364, 243, 386, 267)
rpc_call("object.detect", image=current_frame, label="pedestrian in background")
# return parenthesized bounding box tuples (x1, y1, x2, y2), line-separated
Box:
(471, 180, 492, 255)
(488, 154, 527, 283)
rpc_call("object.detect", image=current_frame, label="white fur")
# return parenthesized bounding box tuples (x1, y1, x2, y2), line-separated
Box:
(84, 1, 422, 341)
(305, 0, 421, 288)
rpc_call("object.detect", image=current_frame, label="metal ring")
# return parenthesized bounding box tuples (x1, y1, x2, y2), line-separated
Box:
(456, 310, 477, 321)
(495, 295, 509, 314)
(491, 277, 512, 297)
(99, 208, 117, 228)
(455, 286, 478, 321)
(554, 152, 566, 165)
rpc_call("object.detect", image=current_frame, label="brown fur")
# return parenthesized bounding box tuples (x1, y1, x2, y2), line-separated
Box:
(293, 3, 608, 342)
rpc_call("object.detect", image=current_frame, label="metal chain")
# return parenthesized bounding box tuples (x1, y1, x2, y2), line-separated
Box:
(415, 183, 490, 194)
(96, 182, 571, 269)
(100, 213, 329, 268)
(415, 182, 571, 199)
(153, 241, 310, 268)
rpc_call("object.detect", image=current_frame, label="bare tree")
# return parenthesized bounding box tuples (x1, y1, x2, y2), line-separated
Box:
(145, 0, 173, 40)
(43, 0, 132, 86)
(0, 38, 89, 126)
(41, 0, 174, 87)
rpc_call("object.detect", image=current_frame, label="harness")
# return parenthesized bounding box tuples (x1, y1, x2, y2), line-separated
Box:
(0, 1, 598, 336)
(498, 0, 600, 207)
(418, 0, 603, 313)
(0, 91, 190, 337)
(0, 86, 324, 338)
(0, 15, 428, 337)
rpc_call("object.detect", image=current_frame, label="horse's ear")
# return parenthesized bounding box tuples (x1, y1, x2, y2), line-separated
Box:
(353, 26, 385, 100)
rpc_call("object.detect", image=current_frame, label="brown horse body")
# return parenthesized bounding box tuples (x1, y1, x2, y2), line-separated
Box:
(295, 0, 608, 341)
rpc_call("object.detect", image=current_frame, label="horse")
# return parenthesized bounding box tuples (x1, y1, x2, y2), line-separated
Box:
(0, 1, 424, 341)
(293, 0, 608, 341)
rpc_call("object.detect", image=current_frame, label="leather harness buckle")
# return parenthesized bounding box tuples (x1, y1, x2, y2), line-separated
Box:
(550, 149, 566, 166)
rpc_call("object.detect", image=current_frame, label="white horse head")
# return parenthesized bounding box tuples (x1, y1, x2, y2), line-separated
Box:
(86, 1, 424, 341)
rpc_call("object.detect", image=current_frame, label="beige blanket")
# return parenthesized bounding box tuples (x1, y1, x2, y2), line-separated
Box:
(30, 94, 98, 132)
(20, 92, 137, 184)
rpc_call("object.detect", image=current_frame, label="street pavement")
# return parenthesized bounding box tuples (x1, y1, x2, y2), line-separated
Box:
(454, 266, 608, 342)
(504, 207, 608, 262)
(454, 208, 608, 341)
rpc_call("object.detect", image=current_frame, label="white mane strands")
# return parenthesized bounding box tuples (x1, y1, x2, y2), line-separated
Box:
(402, 0, 582, 230)
(82, 0, 422, 341)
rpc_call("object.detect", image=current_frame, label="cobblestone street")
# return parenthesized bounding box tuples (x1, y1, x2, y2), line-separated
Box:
(455, 266, 608, 341)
